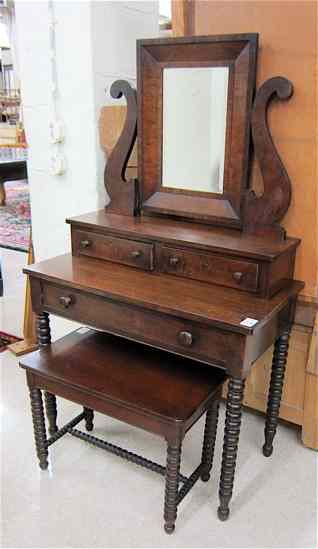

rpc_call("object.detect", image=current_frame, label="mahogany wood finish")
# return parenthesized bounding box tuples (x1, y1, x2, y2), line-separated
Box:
(263, 328, 290, 457)
(138, 34, 258, 227)
(244, 77, 294, 239)
(68, 212, 300, 298)
(22, 32, 304, 525)
(200, 399, 219, 482)
(104, 80, 139, 216)
(36, 312, 51, 347)
(29, 387, 48, 470)
(44, 392, 58, 435)
(164, 442, 182, 534)
(157, 245, 260, 293)
(72, 229, 154, 271)
(218, 377, 245, 521)
(36, 311, 58, 435)
(21, 328, 225, 533)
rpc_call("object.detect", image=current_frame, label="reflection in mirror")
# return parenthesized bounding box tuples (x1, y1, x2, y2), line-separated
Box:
(162, 67, 229, 194)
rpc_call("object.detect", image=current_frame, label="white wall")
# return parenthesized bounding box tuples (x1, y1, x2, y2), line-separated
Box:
(14, 0, 158, 338)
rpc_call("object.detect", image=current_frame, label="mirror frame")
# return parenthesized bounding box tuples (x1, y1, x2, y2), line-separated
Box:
(137, 34, 258, 228)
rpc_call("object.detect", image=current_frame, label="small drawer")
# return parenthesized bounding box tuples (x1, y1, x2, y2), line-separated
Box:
(40, 282, 241, 368)
(72, 229, 154, 271)
(157, 246, 259, 292)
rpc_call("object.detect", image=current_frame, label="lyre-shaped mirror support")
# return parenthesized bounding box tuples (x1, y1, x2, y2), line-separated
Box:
(244, 77, 293, 240)
(104, 80, 139, 215)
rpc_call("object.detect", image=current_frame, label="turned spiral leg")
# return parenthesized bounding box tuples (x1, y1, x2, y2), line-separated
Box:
(29, 387, 48, 470)
(263, 329, 290, 457)
(164, 441, 182, 534)
(83, 407, 94, 431)
(44, 392, 58, 435)
(37, 312, 58, 435)
(200, 398, 220, 482)
(36, 312, 51, 347)
(218, 377, 245, 521)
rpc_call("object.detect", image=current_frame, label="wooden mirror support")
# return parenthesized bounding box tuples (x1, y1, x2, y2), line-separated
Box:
(104, 80, 139, 216)
(244, 77, 293, 240)
(104, 35, 296, 244)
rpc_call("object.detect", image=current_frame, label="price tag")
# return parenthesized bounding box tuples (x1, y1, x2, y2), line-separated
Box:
(240, 317, 259, 328)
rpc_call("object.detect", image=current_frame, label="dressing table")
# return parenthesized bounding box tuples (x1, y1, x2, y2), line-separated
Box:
(25, 34, 304, 521)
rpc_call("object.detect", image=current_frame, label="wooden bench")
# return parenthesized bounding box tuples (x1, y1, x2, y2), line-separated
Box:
(20, 328, 226, 533)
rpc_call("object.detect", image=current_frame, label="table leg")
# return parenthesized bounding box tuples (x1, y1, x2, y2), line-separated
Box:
(84, 407, 94, 431)
(200, 398, 219, 482)
(263, 328, 290, 457)
(29, 386, 48, 470)
(164, 441, 182, 534)
(44, 392, 58, 435)
(37, 312, 58, 435)
(218, 377, 245, 521)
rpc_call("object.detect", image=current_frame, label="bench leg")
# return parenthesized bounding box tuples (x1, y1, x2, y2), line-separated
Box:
(83, 407, 94, 431)
(29, 387, 49, 470)
(263, 328, 290, 457)
(218, 377, 245, 521)
(201, 398, 220, 482)
(44, 392, 58, 435)
(164, 441, 182, 534)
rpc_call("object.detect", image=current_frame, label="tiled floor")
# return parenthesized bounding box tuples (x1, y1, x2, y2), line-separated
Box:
(1, 249, 317, 548)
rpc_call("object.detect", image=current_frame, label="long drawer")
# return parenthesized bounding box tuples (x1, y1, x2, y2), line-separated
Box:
(41, 281, 243, 369)
(72, 229, 154, 271)
(157, 245, 259, 292)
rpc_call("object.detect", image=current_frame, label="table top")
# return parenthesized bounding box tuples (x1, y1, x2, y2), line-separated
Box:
(25, 253, 304, 335)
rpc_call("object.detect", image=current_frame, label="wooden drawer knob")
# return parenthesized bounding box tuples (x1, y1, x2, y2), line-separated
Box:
(178, 331, 193, 347)
(169, 256, 180, 267)
(131, 250, 142, 259)
(59, 296, 74, 308)
(232, 271, 244, 283)
(80, 239, 92, 249)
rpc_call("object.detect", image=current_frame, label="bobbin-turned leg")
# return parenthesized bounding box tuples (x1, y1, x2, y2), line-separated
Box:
(263, 328, 290, 457)
(29, 387, 48, 470)
(164, 441, 182, 534)
(44, 392, 58, 435)
(36, 312, 51, 347)
(201, 398, 220, 482)
(83, 408, 94, 431)
(37, 312, 58, 435)
(218, 377, 245, 521)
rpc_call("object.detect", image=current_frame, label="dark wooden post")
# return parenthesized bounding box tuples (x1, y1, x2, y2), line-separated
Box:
(218, 377, 245, 521)
(263, 328, 290, 457)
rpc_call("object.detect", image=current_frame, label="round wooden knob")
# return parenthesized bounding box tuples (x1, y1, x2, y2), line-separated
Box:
(169, 256, 180, 267)
(232, 271, 244, 283)
(80, 239, 91, 249)
(178, 331, 193, 347)
(59, 296, 73, 308)
(131, 250, 142, 258)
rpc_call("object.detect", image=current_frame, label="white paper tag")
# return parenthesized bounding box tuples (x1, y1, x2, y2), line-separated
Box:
(77, 327, 91, 334)
(240, 317, 259, 328)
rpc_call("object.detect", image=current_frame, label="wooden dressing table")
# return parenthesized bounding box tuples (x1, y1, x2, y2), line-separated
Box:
(25, 34, 304, 521)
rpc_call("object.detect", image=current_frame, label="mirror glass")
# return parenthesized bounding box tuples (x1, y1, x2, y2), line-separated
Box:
(162, 66, 229, 194)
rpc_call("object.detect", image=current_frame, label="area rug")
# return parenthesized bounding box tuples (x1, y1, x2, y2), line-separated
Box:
(0, 331, 22, 353)
(0, 179, 31, 252)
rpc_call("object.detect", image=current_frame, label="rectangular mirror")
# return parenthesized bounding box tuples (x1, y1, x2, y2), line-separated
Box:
(162, 67, 229, 194)
(138, 34, 258, 227)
